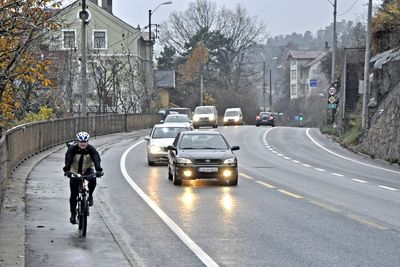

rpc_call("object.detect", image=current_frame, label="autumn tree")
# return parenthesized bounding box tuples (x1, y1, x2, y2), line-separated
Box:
(372, 0, 400, 52)
(0, 0, 61, 126)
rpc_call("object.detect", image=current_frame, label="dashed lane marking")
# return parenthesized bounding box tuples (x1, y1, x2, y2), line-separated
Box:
(239, 173, 254, 180)
(378, 185, 399, 191)
(331, 173, 344, 177)
(352, 179, 368, 183)
(255, 181, 276, 189)
(277, 189, 303, 199)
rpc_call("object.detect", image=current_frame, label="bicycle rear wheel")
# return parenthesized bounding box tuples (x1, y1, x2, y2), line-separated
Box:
(78, 196, 88, 237)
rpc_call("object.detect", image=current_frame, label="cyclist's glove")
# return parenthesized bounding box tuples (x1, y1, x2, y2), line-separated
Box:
(64, 171, 72, 178)
(96, 170, 104, 177)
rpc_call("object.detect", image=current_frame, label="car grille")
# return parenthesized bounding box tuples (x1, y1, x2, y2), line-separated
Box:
(194, 159, 221, 165)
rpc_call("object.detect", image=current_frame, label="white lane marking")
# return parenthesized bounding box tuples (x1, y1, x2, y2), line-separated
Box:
(302, 164, 312, 168)
(331, 173, 344, 177)
(277, 189, 303, 199)
(306, 128, 400, 175)
(272, 151, 277, 154)
(284, 156, 291, 160)
(352, 179, 368, 183)
(120, 140, 219, 267)
(240, 173, 254, 180)
(378, 185, 399, 191)
(255, 180, 276, 189)
(314, 168, 326, 172)
(277, 153, 284, 157)
(292, 160, 300, 163)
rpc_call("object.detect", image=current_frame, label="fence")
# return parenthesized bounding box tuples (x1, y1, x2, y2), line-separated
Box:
(0, 114, 160, 206)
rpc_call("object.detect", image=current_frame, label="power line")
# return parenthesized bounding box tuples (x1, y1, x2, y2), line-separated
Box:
(338, 0, 359, 16)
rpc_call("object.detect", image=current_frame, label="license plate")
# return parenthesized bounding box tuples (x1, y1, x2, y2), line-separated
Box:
(198, 167, 218, 173)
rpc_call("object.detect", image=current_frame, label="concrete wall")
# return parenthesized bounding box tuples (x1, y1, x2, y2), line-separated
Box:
(0, 114, 160, 208)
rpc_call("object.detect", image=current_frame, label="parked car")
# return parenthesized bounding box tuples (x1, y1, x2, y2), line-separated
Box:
(223, 108, 243, 126)
(256, 112, 276, 127)
(168, 107, 192, 119)
(162, 114, 193, 129)
(192, 105, 218, 129)
(145, 123, 191, 165)
(167, 131, 240, 186)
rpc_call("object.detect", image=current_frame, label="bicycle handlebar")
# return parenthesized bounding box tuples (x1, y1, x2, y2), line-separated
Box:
(66, 173, 97, 180)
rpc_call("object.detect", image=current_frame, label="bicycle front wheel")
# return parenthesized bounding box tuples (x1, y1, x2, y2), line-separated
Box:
(78, 196, 88, 237)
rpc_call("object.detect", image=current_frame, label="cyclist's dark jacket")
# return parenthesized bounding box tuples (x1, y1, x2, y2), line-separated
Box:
(64, 144, 102, 175)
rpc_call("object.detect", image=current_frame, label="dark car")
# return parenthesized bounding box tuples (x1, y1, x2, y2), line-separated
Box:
(256, 112, 275, 127)
(167, 131, 240, 186)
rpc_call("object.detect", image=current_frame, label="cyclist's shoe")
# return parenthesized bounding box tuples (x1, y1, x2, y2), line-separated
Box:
(70, 213, 77, 224)
(88, 195, 93, 206)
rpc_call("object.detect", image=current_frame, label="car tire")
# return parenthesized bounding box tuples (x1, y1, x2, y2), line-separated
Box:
(172, 167, 182, 185)
(148, 159, 155, 166)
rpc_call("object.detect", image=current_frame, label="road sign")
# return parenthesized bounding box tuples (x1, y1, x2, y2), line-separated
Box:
(327, 103, 337, 109)
(310, 79, 317, 87)
(328, 86, 337, 96)
(328, 96, 336, 103)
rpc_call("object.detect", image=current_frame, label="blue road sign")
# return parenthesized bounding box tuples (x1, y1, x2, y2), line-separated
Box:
(310, 79, 317, 87)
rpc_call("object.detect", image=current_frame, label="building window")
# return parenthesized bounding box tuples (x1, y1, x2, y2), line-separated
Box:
(291, 69, 297, 80)
(93, 30, 107, 49)
(62, 30, 75, 49)
(291, 84, 297, 96)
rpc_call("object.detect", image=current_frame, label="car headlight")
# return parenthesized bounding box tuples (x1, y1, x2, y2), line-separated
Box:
(193, 115, 199, 122)
(234, 117, 239, 122)
(223, 117, 228, 122)
(223, 157, 236, 164)
(209, 114, 215, 120)
(149, 145, 163, 154)
(177, 158, 192, 164)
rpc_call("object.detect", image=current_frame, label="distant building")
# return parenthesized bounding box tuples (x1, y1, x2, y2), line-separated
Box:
(287, 50, 329, 100)
(154, 70, 176, 108)
(42, 0, 153, 114)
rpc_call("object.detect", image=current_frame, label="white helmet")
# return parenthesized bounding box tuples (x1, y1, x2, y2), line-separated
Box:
(76, 131, 90, 142)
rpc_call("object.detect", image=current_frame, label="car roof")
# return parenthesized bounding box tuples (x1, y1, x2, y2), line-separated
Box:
(181, 130, 220, 135)
(165, 114, 189, 117)
(153, 123, 190, 128)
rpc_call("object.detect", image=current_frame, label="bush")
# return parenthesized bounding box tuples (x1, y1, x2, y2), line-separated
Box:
(20, 106, 54, 124)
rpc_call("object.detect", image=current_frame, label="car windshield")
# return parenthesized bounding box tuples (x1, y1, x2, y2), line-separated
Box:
(180, 134, 228, 149)
(260, 113, 271, 119)
(225, 111, 238, 116)
(195, 107, 214, 114)
(164, 115, 190, 123)
(152, 127, 187, 139)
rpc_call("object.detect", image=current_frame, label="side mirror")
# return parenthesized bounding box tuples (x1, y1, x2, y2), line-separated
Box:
(167, 145, 177, 151)
(231, 146, 240, 151)
(144, 136, 150, 141)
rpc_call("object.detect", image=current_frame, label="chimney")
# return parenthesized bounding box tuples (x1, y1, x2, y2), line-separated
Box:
(102, 0, 113, 14)
(89, 0, 98, 5)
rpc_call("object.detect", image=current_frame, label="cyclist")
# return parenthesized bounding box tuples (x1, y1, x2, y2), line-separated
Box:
(63, 131, 103, 224)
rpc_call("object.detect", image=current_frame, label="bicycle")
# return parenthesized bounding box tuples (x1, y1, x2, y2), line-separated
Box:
(67, 172, 97, 237)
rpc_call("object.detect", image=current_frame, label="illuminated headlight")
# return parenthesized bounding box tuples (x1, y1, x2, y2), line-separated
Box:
(149, 145, 163, 154)
(234, 117, 239, 122)
(193, 115, 199, 122)
(223, 157, 236, 164)
(177, 158, 192, 164)
(183, 170, 192, 177)
(209, 114, 215, 120)
(223, 117, 228, 122)
(223, 169, 232, 177)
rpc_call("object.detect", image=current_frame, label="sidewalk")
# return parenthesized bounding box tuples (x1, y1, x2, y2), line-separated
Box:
(0, 130, 149, 266)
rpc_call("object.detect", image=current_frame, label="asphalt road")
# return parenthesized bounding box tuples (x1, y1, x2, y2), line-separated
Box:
(22, 126, 400, 266)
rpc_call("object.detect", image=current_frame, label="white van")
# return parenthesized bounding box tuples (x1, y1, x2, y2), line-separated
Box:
(223, 108, 243, 126)
(193, 105, 218, 129)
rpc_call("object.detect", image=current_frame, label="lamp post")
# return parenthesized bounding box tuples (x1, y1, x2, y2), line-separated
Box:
(147, 1, 172, 111)
(149, 1, 172, 42)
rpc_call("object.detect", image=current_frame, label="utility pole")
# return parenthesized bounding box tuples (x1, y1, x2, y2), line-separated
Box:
(331, 0, 337, 83)
(362, 0, 372, 130)
(80, 0, 88, 116)
(263, 62, 266, 112)
(269, 69, 272, 111)
(200, 40, 204, 106)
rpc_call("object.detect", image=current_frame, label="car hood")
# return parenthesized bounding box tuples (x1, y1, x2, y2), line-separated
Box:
(178, 149, 234, 160)
(150, 138, 175, 147)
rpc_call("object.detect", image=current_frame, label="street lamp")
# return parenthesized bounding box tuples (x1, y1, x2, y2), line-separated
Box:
(149, 1, 172, 42)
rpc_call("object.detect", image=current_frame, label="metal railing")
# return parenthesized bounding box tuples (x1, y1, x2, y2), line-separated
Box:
(0, 114, 160, 206)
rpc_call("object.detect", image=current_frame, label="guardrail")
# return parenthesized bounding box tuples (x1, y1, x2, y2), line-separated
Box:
(0, 114, 160, 207)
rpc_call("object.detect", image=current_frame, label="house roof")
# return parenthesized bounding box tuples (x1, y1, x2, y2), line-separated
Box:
(303, 51, 328, 68)
(288, 50, 326, 60)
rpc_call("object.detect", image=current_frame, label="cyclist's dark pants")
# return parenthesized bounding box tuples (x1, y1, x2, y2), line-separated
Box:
(69, 169, 96, 214)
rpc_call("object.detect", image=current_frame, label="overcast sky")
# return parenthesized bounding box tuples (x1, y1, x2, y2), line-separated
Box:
(106, 0, 383, 36)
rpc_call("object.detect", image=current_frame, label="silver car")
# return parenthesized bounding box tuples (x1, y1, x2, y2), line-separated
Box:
(145, 123, 191, 165)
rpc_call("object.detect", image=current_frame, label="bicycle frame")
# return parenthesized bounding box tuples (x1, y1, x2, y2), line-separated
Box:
(68, 173, 96, 237)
